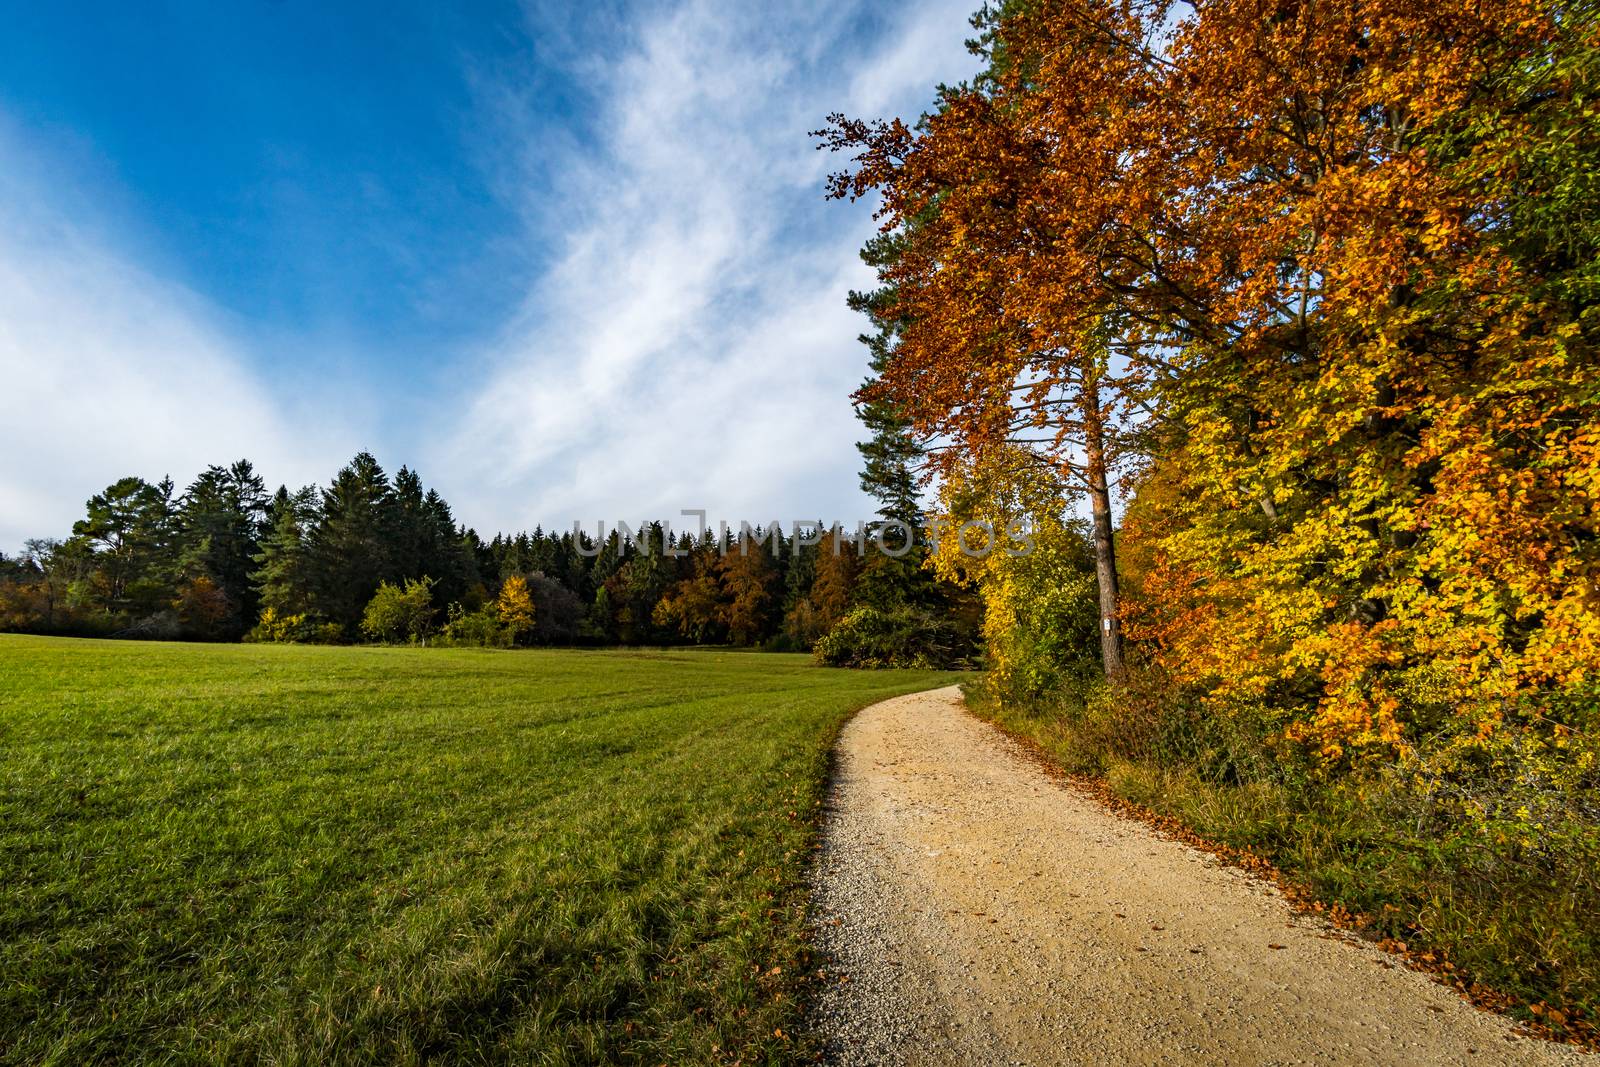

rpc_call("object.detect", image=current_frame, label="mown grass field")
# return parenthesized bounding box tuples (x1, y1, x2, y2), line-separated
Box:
(0, 636, 958, 1065)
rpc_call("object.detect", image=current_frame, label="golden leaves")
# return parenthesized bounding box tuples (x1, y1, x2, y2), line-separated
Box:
(826, 0, 1599, 757)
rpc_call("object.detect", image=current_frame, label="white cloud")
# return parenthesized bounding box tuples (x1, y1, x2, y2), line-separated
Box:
(429, 0, 980, 534)
(0, 137, 355, 553)
(0, 0, 982, 552)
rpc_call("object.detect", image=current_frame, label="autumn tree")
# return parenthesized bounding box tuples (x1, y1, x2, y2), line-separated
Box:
(496, 574, 536, 645)
(820, 0, 1600, 750)
(808, 534, 862, 629)
(655, 549, 728, 644)
(834, 0, 1600, 1013)
(718, 536, 782, 647)
(817, 7, 1154, 677)
(12, 539, 86, 631)
(0, 552, 47, 632)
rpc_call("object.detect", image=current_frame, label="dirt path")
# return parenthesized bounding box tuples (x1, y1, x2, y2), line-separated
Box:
(810, 686, 1585, 1066)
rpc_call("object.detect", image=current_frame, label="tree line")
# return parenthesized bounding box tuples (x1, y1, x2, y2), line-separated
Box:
(0, 452, 981, 661)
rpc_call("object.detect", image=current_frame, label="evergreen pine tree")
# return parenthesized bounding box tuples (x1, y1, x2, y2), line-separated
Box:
(71, 475, 176, 617)
(307, 452, 395, 630)
(251, 486, 317, 619)
(176, 460, 269, 631)
(850, 228, 926, 528)
(849, 228, 941, 612)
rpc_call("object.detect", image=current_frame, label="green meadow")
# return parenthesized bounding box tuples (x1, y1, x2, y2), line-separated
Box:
(0, 635, 957, 1064)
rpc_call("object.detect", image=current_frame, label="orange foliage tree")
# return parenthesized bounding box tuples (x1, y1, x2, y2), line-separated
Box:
(821, 0, 1600, 757)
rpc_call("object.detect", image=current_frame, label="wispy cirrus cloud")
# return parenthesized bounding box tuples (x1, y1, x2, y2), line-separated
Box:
(429, 0, 980, 532)
(0, 0, 980, 551)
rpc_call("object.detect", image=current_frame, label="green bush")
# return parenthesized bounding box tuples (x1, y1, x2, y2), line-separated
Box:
(360, 578, 436, 644)
(813, 605, 970, 669)
(975, 520, 1101, 705)
(435, 603, 511, 648)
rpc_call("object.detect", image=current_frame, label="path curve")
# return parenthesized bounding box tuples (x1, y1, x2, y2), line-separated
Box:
(810, 685, 1584, 1065)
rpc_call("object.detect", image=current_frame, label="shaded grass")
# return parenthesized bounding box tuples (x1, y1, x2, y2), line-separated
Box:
(0, 636, 958, 1064)
(966, 679, 1600, 1042)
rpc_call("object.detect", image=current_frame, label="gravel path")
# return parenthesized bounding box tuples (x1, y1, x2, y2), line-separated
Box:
(810, 685, 1586, 1066)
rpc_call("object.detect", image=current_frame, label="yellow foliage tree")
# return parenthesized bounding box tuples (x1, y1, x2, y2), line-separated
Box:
(497, 575, 535, 645)
(825, 0, 1600, 761)
(929, 449, 1100, 702)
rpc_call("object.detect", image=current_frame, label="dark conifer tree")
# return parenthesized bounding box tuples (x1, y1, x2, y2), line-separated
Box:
(849, 228, 943, 612)
(307, 452, 395, 629)
(176, 460, 269, 631)
(252, 486, 318, 618)
(420, 489, 477, 608)
(612, 522, 675, 643)
(388, 466, 430, 580)
(782, 521, 824, 618)
(71, 475, 176, 617)
(850, 228, 926, 529)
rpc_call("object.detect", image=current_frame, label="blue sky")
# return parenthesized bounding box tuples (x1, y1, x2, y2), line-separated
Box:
(1, 2, 562, 413)
(0, 0, 981, 550)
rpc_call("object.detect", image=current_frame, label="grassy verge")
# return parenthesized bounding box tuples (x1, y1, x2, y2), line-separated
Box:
(0, 635, 958, 1064)
(965, 677, 1600, 1046)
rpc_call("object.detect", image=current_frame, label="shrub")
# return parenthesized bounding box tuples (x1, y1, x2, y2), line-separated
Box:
(975, 523, 1100, 705)
(360, 578, 436, 644)
(436, 603, 511, 648)
(172, 577, 233, 639)
(926, 453, 1100, 698)
(814, 605, 969, 669)
(780, 596, 840, 651)
(246, 607, 299, 643)
(246, 608, 345, 644)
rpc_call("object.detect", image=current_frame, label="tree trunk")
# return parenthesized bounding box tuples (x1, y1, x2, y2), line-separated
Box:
(1080, 375, 1125, 680)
